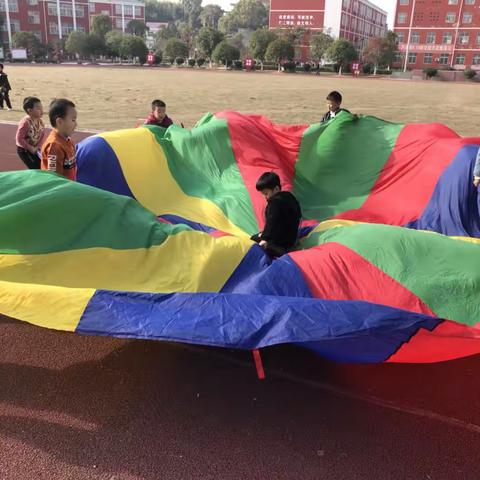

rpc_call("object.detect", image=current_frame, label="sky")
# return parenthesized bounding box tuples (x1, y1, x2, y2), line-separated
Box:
(202, 0, 398, 28)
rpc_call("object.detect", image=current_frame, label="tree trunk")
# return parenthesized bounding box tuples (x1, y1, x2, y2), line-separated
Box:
(374, 64, 377, 75)
(338, 65, 342, 75)
(261, 60, 264, 71)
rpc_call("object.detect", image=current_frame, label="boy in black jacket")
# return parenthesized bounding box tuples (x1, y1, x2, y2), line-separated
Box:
(251, 172, 302, 258)
(0, 63, 12, 110)
(320, 90, 349, 123)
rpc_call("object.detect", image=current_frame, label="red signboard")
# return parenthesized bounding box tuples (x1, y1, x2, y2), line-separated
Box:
(397, 43, 454, 53)
(270, 11, 324, 29)
(147, 53, 155, 65)
(244, 58, 255, 71)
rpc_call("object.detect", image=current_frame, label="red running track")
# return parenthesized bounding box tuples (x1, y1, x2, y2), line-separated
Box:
(1, 122, 480, 480)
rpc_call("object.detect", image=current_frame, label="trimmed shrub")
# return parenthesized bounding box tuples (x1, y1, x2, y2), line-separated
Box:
(423, 67, 438, 79)
(362, 63, 374, 74)
(283, 60, 296, 73)
(464, 68, 477, 80)
(175, 56, 185, 65)
(196, 57, 206, 67)
(187, 58, 196, 67)
(233, 60, 243, 70)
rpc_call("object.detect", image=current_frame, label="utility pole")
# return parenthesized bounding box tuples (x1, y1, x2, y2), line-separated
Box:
(403, 0, 416, 73)
(450, 0, 465, 68)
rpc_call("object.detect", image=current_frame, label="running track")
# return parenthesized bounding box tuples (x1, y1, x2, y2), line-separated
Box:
(1, 122, 480, 480)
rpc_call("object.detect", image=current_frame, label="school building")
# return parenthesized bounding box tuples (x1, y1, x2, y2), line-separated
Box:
(269, 0, 388, 60)
(393, 0, 480, 70)
(0, 0, 145, 48)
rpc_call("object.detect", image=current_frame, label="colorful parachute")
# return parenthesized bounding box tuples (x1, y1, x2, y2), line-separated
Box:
(1, 111, 480, 363)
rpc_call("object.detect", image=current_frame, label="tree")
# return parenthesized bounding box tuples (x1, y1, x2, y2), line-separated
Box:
(105, 30, 124, 58)
(212, 40, 240, 67)
(145, 0, 183, 22)
(310, 32, 333, 63)
(249, 28, 277, 69)
(127, 19, 148, 37)
(120, 34, 148, 62)
(199, 4, 224, 29)
(196, 27, 224, 66)
(177, 21, 195, 51)
(182, 0, 202, 28)
(164, 37, 189, 61)
(326, 38, 357, 74)
(219, 0, 268, 34)
(83, 33, 106, 60)
(362, 31, 396, 74)
(65, 30, 87, 58)
(92, 14, 112, 38)
(12, 32, 45, 59)
(265, 37, 294, 70)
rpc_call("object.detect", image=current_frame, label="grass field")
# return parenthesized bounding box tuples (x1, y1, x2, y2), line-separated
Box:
(0, 65, 479, 136)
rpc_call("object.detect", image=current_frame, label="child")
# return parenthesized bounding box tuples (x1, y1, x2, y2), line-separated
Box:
(41, 99, 77, 181)
(473, 147, 480, 187)
(15, 97, 46, 169)
(251, 172, 302, 258)
(0, 63, 12, 110)
(144, 99, 174, 128)
(321, 91, 350, 123)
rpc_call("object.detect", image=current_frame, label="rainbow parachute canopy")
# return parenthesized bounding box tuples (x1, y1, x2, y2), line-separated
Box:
(2, 111, 480, 363)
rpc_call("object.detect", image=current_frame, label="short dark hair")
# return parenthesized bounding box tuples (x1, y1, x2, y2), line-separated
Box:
(256, 172, 281, 191)
(326, 91, 342, 104)
(23, 96, 41, 113)
(49, 98, 75, 128)
(0, 63, 3, 69)
(152, 99, 166, 108)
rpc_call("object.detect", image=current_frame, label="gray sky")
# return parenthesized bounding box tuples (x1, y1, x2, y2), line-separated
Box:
(203, 0, 398, 28)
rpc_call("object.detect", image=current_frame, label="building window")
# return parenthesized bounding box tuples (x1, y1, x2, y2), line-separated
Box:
(400, 0, 409, 4)
(28, 10, 40, 24)
(28, 0, 38, 5)
(439, 54, 449, 65)
(47, 3, 57, 15)
(462, 12, 472, 23)
(408, 52, 417, 64)
(393, 52, 402, 63)
(0, 0, 19, 13)
(442, 32, 453, 44)
(60, 4, 73, 16)
(455, 54, 465, 65)
(61, 23, 74, 35)
(424, 53, 433, 64)
(115, 4, 122, 14)
(49, 21, 58, 34)
(477, 33, 480, 44)
(124, 5, 133, 15)
(459, 32, 469, 44)
(472, 54, 480, 64)
(89, 2, 95, 12)
(397, 13, 407, 24)
(445, 12, 456, 23)
(465, 0, 475, 4)
(115, 18, 123, 29)
(9, 19, 20, 32)
(448, 0, 458, 4)
(411, 32, 420, 44)
(396, 32, 404, 43)
(426, 32, 436, 44)
(75, 5, 84, 17)
(134, 6, 141, 17)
